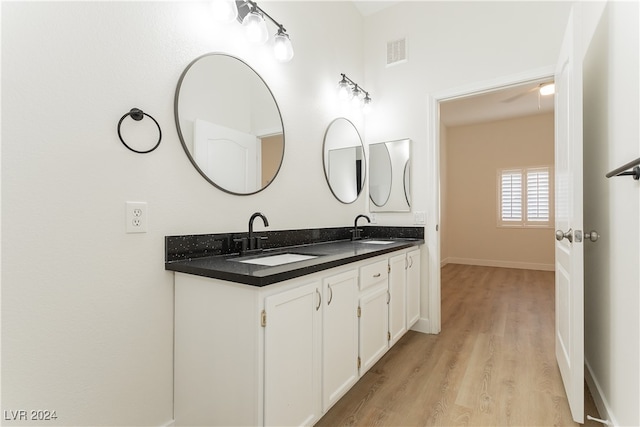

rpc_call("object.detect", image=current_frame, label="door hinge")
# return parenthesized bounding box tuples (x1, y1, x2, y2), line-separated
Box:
(387, 291, 390, 304)
(388, 264, 391, 273)
(388, 331, 391, 341)
(261, 309, 267, 327)
(357, 306, 361, 318)
(357, 356, 361, 369)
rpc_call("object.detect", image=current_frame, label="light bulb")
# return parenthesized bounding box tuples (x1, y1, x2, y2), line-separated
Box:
(242, 10, 268, 44)
(539, 83, 555, 96)
(273, 30, 294, 62)
(363, 95, 372, 114)
(211, 0, 238, 22)
(351, 87, 361, 107)
(338, 79, 350, 100)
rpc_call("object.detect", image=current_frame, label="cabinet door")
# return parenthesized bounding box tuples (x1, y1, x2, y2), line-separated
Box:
(406, 249, 421, 327)
(388, 253, 407, 345)
(358, 284, 389, 374)
(322, 269, 359, 412)
(264, 281, 321, 427)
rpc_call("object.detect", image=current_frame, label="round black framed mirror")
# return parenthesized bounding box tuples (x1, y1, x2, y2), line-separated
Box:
(322, 118, 366, 204)
(175, 53, 284, 195)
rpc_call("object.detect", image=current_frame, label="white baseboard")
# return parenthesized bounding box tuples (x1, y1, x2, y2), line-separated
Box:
(441, 257, 554, 271)
(410, 317, 432, 334)
(585, 359, 618, 426)
(160, 419, 175, 427)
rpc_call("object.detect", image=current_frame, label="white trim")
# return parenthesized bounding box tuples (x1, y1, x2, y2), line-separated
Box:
(160, 420, 175, 427)
(585, 360, 618, 426)
(410, 318, 430, 334)
(426, 66, 556, 336)
(442, 257, 554, 272)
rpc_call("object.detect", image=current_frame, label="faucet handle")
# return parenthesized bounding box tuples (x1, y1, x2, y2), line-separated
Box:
(233, 237, 248, 253)
(255, 236, 268, 249)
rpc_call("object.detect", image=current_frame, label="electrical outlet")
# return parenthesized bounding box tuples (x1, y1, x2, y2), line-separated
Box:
(414, 211, 426, 225)
(126, 202, 147, 233)
(369, 213, 377, 224)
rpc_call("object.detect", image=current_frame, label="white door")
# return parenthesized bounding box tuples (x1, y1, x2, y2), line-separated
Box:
(358, 285, 389, 374)
(388, 253, 407, 345)
(194, 119, 260, 193)
(406, 249, 421, 327)
(322, 270, 359, 412)
(264, 281, 322, 427)
(554, 4, 584, 424)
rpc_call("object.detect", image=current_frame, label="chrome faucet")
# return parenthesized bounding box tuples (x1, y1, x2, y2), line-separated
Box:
(352, 214, 370, 240)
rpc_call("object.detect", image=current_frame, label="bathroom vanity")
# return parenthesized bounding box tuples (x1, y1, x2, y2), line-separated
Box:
(166, 226, 423, 426)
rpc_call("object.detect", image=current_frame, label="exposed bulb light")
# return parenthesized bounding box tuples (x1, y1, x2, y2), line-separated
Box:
(233, 1, 293, 63)
(338, 76, 350, 100)
(539, 83, 555, 96)
(363, 93, 372, 114)
(211, 0, 238, 22)
(351, 86, 362, 107)
(242, 8, 268, 44)
(273, 27, 294, 62)
(337, 73, 372, 113)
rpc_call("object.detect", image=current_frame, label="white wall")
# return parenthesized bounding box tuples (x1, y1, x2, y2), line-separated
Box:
(443, 114, 555, 271)
(1, 2, 365, 425)
(362, 1, 572, 333)
(582, 2, 640, 426)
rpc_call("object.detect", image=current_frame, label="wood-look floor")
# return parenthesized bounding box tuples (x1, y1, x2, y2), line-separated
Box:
(316, 264, 600, 426)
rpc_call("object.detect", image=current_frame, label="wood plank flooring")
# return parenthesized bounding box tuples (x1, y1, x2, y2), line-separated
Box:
(316, 264, 600, 426)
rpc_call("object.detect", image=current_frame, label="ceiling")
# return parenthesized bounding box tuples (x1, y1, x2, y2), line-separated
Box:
(439, 80, 555, 127)
(351, 2, 554, 127)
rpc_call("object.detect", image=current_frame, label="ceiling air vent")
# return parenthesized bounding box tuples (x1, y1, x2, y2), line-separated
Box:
(386, 38, 407, 66)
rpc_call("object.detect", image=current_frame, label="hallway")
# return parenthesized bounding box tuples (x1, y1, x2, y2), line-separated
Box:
(317, 264, 599, 426)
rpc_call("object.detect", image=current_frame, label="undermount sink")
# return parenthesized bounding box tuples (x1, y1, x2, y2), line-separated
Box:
(357, 240, 394, 245)
(231, 253, 318, 266)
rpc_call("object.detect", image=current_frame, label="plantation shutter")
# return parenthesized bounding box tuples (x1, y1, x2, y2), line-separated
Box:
(501, 170, 522, 222)
(527, 168, 550, 222)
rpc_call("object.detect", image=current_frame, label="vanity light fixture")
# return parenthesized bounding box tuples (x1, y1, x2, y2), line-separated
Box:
(338, 73, 373, 113)
(235, 0, 294, 62)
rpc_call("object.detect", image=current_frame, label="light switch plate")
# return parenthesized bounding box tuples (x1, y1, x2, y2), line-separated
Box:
(414, 211, 426, 224)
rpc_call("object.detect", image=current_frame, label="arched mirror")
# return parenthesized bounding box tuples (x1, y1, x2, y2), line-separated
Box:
(403, 161, 411, 206)
(369, 142, 392, 207)
(175, 53, 284, 195)
(369, 138, 411, 212)
(322, 118, 365, 204)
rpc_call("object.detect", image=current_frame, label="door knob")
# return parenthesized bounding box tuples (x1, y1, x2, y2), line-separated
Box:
(586, 230, 600, 242)
(555, 228, 573, 242)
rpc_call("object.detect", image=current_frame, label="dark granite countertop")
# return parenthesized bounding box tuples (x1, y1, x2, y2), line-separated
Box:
(166, 228, 424, 287)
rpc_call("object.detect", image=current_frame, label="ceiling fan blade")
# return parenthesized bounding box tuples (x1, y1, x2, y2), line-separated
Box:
(501, 87, 537, 103)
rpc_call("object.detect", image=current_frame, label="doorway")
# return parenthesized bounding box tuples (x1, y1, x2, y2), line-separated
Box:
(424, 68, 555, 333)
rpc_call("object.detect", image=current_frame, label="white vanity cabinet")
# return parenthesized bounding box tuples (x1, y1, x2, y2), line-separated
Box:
(406, 248, 421, 327)
(321, 269, 359, 412)
(389, 253, 408, 346)
(174, 273, 322, 427)
(173, 245, 421, 427)
(358, 259, 390, 373)
(264, 280, 322, 426)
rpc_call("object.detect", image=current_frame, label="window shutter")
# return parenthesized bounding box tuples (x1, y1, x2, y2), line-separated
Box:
(527, 169, 550, 222)
(501, 171, 522, 222)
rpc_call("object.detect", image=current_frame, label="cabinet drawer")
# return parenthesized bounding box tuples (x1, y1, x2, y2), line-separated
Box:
(359, 259, 388, 291)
